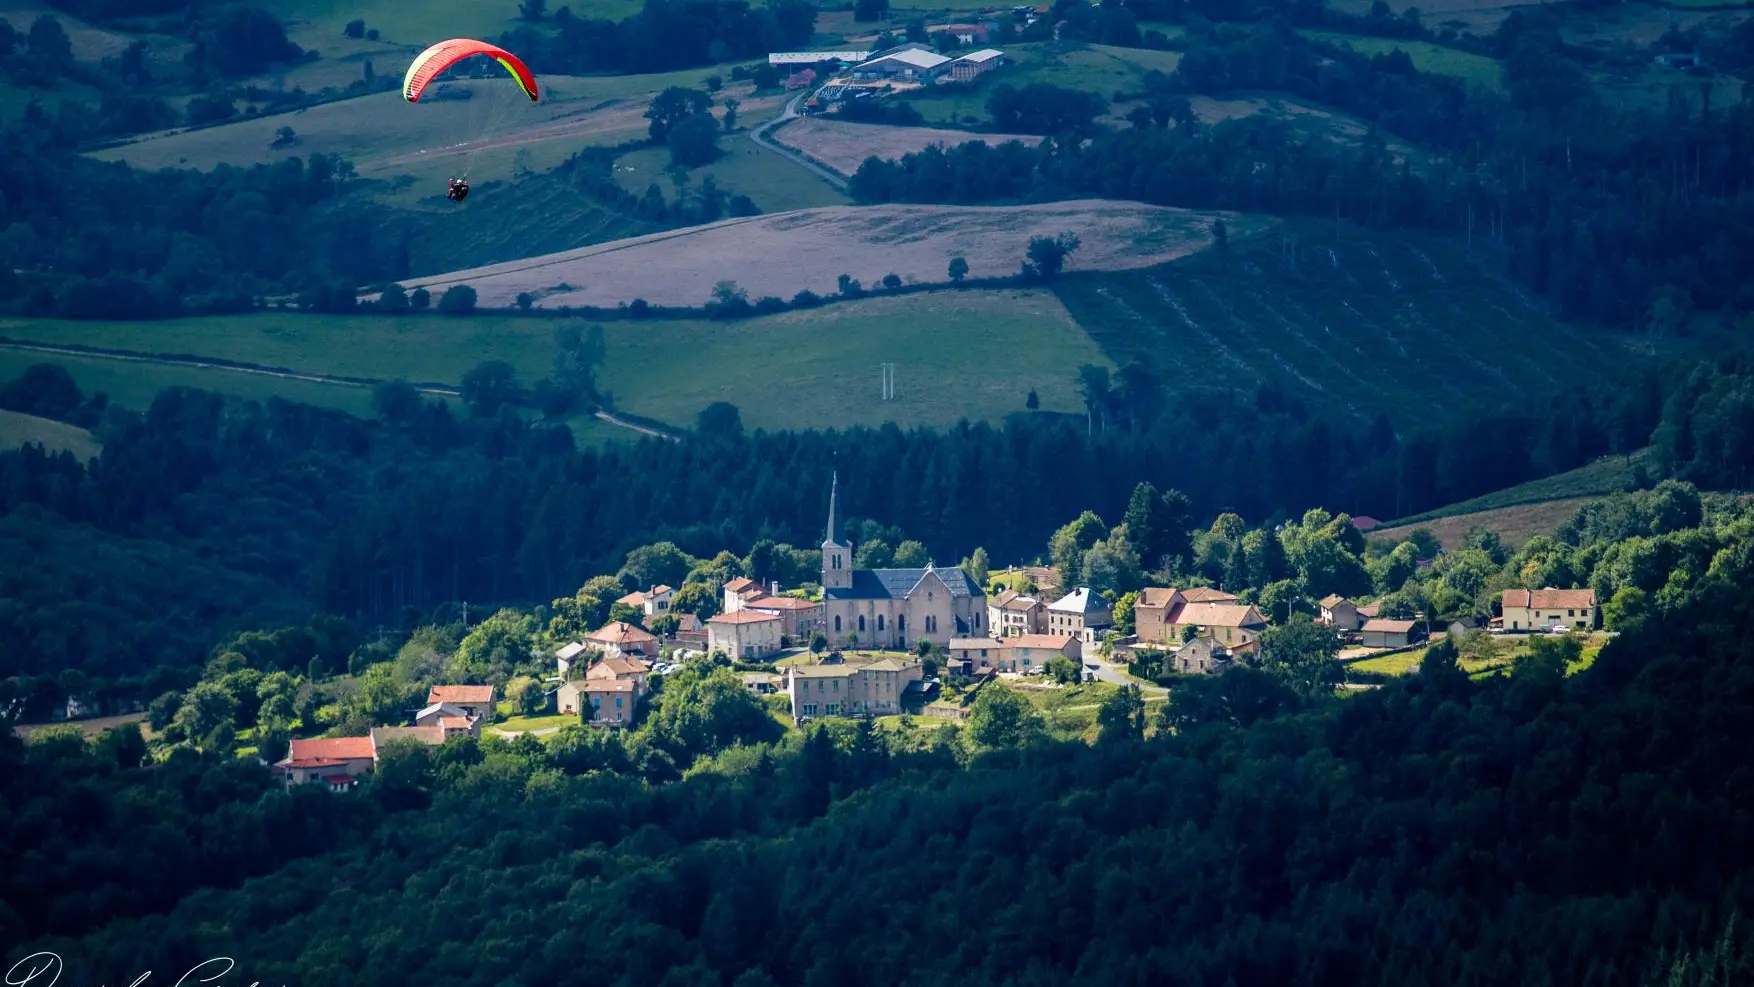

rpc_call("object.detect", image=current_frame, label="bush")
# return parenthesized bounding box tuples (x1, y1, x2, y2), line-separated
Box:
(437, 284, 477, 314)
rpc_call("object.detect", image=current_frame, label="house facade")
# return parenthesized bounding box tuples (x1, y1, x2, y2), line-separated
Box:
(275, 737, 376, 791)
(1317, 595, 1363, 632)
(618, 584, 676, 618)
(555, 641, 590, 679)
(997, 633, 1079, 673)
(948, 637, 1004, 676)
(426, 685, 495, 723)
(988, 590, 1045, 637)
(786, 657, 922, 721)
(1046, 587, 1112, 646)
(818, 473, 986, 648)
(412, 702, 483, 737)
(707, 610, 785, 659)
(1172, 636, 1235, 675)
(1501, 588, 1599, 632)
(1134, 587, 1241, 644)
(742, 593, 824, 641)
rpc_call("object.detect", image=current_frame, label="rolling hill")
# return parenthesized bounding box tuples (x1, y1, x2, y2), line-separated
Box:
(1054, 221, 1653, 428)
(0, 408, 102, 462)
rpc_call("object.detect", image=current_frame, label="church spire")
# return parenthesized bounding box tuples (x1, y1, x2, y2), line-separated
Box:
(825, 470, 842, 548)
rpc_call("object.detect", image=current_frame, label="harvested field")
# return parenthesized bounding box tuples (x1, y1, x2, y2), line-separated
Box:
(772, 117, 1044, 176)
(394, 200, 1269, 309)
(1369, 498, 1599, 551)
(1324, 0, 1564, 32)
(0, 409, 101, 462)
(0, 0, 136, 60)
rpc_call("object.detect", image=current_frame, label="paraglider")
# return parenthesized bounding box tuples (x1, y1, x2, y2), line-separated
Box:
(403, 39, 539, 201)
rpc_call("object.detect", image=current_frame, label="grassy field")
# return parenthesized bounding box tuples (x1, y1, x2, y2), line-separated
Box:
(1303, 32, 1505, 89)
(1055, 222, 1651, 428)
(0, 408, 102, 461)
(0, 346, 382, 419)
(614, 143, 850, 214)
(1349, 632, 1609, 678)
(903, 41, 1183, 127)
(0, 289, 1105, 433)
(1371, 497, 1599, 551)
(490, 712, 576, 733)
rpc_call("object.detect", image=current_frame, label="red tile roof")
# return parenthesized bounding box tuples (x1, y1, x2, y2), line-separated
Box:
(1180, 587, 1239, 604)
(588, 620, 659, 645)
(724, 577, 757, 593)
(428, 685, 494, 705)
(582, 679, 637, 693)
(287, 736, 375, 762)
(1007, 634, 1077, 650)
(592, 657, 650, 677)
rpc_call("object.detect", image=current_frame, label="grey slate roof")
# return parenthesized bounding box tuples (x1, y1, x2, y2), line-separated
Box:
(824, 566, 984, 601)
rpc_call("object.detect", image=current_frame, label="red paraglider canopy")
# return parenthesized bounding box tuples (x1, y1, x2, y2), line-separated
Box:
(402, 39, 539, 103)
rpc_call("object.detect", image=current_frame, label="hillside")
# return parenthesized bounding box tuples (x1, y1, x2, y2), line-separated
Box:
(772, 117, 1045, 178)
(0, 289, 1105, 433)
(1378, 447, 1659, 529)
(1055, 222, 1653, 427)
(392, 200, 1267, 308)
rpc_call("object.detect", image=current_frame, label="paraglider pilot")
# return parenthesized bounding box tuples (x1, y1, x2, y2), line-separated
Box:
(447, 177, 470, 202)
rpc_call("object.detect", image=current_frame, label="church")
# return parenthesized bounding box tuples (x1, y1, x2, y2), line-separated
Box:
(818, 473, 987, 650)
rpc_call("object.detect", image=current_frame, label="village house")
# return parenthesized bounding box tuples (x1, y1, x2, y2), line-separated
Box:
(672, 612, 707, 649)
(948, 636, 1004, 676)
(370, 724, 449, 751)
(707, 609, 785, 660)
(1447, 614, 1486, 639)
(818, 473, 987, 648)
(555, 641, 590, 679)
(1171, 636, 1236, 675)
(586, 620, 661, 662)
(1046, 587, 1112, 645)
(1501, 588, 1599, 632)
(996, 633, 1079, 673)
(725, 580, 824, 640)
(1361, 618, 1424, 649)
(1134, 587, 1240, 644)
(786, 656, 923, 721)
(274, 737, 376, 792)
(1317, 595, 1364, 632)
(412, 701, 483, 737)
(577, 679, 639, 726)
(588, 656, 652, 692)
(617, 584, 676, 618)
(988, 589, 1045, 637)
(426, 685, 495, 723)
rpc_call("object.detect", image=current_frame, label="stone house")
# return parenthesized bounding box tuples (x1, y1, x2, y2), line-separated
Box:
(988, 589, 1045, 637)
(786, 656, 922, 721)
(555, 641, 591, 679)
(617, 584, 676, 618)
(1134, 586, 1241, 644)
(1172, 636, 1235, 675)
(412, 702, 483, 737)
(274, 737, 376, 791)
(707, 610, 785, 660)
(1046, 587, 1112, 646)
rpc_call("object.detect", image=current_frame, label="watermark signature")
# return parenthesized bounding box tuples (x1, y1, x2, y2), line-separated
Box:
(6, 952, 283, 987)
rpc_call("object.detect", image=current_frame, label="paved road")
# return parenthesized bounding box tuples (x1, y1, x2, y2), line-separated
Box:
(748, 92, 850, 192)
(1084, 655, 1169, 697)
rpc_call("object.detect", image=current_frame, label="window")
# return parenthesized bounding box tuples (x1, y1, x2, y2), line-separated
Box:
(593, 696, 602, 707)
(877, 614, 885, 631)
(833, 680, 840, 692)
(802, 703, 818, 716)
(1568, 609, 1575, 617)
(616, 697, 623, 708)
(826, 703, 842, 715)
(835, 615, 842, 632)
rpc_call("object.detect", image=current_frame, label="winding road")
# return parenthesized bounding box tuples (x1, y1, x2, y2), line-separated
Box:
(748, 92, 851, 192)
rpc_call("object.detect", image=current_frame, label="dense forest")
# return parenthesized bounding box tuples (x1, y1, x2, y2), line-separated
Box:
(5, 491, 1754, 984)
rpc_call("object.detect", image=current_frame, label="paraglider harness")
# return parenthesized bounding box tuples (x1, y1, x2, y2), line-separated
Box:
(447, 177, 470, 202)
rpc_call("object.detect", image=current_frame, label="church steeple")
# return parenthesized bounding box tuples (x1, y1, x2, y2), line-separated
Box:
(821, 470, 851, 590)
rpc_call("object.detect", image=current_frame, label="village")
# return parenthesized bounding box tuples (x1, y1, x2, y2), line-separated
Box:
(271, 475, 1607, 793)
(765, 8, 1026, 113)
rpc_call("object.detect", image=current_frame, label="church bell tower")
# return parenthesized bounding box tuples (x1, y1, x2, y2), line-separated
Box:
(821, 471, 851, 590)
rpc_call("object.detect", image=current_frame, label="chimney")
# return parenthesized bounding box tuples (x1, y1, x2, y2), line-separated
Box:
(771, 580, 779, 595)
